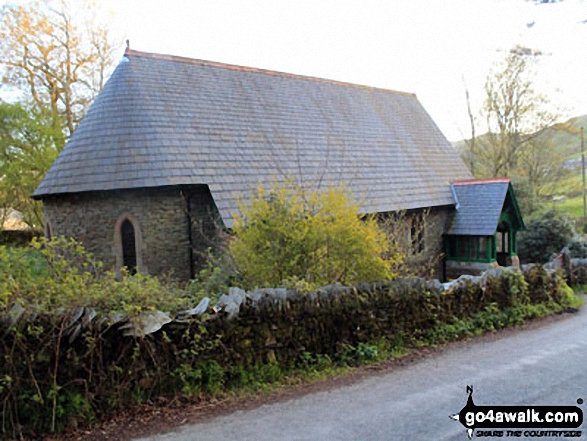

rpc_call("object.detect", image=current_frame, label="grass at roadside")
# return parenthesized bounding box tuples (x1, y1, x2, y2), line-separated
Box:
(572, 283, 587, 291)
(189, 296, 583, 402)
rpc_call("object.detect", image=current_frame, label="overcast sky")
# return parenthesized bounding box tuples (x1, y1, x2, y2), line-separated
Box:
(26, 0, 587, 140)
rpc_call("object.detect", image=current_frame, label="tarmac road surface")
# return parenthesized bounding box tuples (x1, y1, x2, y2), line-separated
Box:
(135, 303, 587, 441)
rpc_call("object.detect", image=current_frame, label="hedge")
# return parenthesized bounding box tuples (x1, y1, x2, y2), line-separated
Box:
(0, 265, 577, 438)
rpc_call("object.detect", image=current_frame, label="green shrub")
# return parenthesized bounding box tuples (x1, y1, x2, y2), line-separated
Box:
(517, 210, 576, 263)
(230, 183, 401, 289)
(0, 237, 190, 315)
(339, 342, 381, 365)
(226, 362, 284, 391)
(187, 250, 236, 302)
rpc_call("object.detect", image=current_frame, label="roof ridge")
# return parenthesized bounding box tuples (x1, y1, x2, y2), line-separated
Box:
(453, 178, 511, 186)
(124, 48, 417, 97)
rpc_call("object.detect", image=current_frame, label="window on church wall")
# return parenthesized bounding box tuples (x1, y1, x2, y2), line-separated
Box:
(446, 235, 494, 262)
(457, 237, 467, 259)
(468, 237, 478, 260)
(479, 237, 488, 260)
(114, 214, 145, 276)
(120, 219, 137, 275)
(409, 213, 425, 254)
(44, 221, 53, 240)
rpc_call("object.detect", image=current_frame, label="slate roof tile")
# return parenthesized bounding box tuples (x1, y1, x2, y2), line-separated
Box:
(447, 179, 511, 236)
(34, 49, 472, 227)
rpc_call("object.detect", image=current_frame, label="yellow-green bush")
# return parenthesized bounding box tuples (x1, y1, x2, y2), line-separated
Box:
(230, 184, 401, 289)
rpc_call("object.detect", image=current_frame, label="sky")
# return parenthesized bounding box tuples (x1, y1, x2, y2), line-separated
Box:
(13, 0, 587, 141)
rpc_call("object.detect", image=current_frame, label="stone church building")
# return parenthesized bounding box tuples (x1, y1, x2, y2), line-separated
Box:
(33, 49, 524, 281)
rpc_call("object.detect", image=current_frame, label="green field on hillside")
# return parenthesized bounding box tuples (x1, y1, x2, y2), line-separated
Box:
(557, 194, 585, 218)
(553, 174, 583, 196)
(546, 116, 587, 220)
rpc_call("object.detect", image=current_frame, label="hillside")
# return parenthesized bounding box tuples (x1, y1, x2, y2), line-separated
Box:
(452, 114, 587, 219)
(541, 115, 587, 159)
(453, 115, 587, 158)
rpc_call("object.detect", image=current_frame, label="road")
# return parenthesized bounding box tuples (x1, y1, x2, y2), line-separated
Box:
(136, 304, 587, 441)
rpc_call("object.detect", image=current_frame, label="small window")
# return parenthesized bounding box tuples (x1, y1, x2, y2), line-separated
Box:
(469, 237, 478, 260)
(410, 213, 425, 254)
(121, 219, 137, 275)
(497, 231, 509, 253)
(457, 237, 467, 259)
(446, 236, 496, 261)
(44, 221, 53, 240)
(114, 214, 145, 276)
(479, 237, 488, 260)
(448, 236, 457, 258)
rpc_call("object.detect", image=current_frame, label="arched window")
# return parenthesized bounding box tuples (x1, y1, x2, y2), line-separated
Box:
(44, 221, 53, 240)
(120, 219, 137, 275)
(114, 214, 145, 276)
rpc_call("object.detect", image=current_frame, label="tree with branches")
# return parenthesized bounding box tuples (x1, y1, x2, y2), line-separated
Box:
(480, 46, 560, 177)
(0, 0, 120, 230)
(463, 46, 566, 215)
(0, 102, 61, 229)
(0, 0, 119, 138)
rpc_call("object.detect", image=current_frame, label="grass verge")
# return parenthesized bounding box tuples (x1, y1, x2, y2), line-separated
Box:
(184, 297, 584, 400)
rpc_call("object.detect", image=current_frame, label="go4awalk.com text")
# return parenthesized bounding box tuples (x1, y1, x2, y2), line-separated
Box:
(450, 386, 583, 439)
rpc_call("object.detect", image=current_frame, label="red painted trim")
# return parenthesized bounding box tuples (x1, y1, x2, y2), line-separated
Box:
(123, 49, 416, 97)
(452, 178, 511, 186)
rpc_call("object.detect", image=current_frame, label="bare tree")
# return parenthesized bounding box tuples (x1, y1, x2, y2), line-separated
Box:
(463, 77, 477, 175)
(0, 0, 120, 138)
(479, 46, 560, 177)
(378, 209, 443, 279)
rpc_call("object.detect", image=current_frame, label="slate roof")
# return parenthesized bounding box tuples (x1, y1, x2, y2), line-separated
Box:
(34, 49, 472, 227)
(447, 178, 512, 236)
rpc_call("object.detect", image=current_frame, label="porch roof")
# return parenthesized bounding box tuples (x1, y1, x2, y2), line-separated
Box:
(447, 178, 522, 236)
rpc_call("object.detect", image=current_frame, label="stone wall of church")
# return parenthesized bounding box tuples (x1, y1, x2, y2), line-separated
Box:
(42, 186, 454, 282)
(377, 206, 452, 281)
(406, 207, 451, 280)
(42, 186, 217, 280)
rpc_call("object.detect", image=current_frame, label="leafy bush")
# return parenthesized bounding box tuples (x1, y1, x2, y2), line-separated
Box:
(0, 237, 190, 315)
(517, 210, 577, 263)
(187, 249, 236, 302)
(0, 102, 63, 230)
(230, 183, 401, 289)
(340, 342, 382, 366)
(568, 238, 587, 259)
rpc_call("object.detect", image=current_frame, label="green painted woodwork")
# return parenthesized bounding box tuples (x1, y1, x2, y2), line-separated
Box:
(445, 235, 496, 263)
